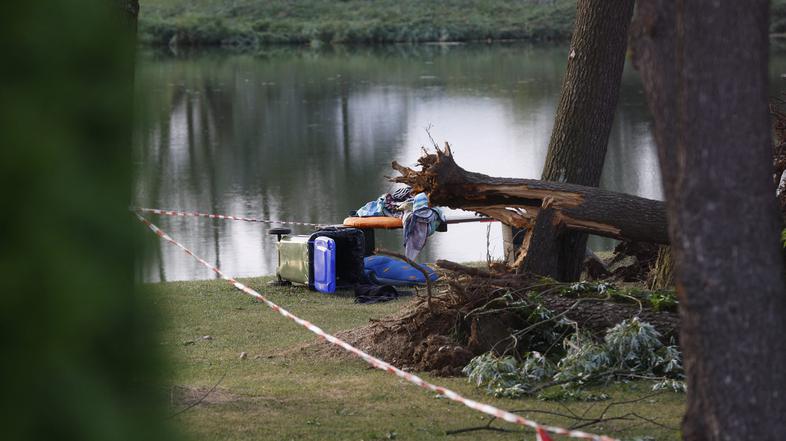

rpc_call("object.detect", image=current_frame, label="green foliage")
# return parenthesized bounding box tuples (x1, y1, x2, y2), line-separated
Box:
(464, 351, 557, 398)
(554, 333, 611, 383)
(605, 318, 664, 371)
(561, 281, 678, 312)
(138, 0, 578, 46)
(647, 291, 678, 311)
(652, 379, 688, 393)
(0, 2, 172, 440)
(464, 319, 685, 400)
(138, 0, 786, 46)
(520, 348, 558, 382)
(465, 353, 533, 398)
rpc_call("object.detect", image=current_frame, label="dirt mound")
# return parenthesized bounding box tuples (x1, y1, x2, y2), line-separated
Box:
(412, 335, 474, 375)
(320, 270, 540, 376)
(324, 300, 474, 376)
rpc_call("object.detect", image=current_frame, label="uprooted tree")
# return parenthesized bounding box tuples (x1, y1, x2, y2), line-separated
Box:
(326, 134, 683, 425)
(327, 148, 679, 380)
(392, 145, 669, 248)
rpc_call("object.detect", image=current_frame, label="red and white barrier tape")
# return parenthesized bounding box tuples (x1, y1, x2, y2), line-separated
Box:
(135, 212, 616, 441)
(134, 207, 331, 228)
(135, 206, 498, 227)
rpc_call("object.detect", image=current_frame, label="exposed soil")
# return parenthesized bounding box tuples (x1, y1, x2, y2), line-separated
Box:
(320, 253, 679, 377)
(323, 299, 473, 376)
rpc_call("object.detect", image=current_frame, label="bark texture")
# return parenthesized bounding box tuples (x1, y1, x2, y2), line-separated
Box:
(648, 246, 674, 290)
(632, 2, 786, 440)
(392, 146, 669, 245)
(524, 0, 636, 281)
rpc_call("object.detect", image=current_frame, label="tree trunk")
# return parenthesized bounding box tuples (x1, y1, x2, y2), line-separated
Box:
(647, 246, 674, 290)
(632, 2, 786, 440)
(521, 0, 636, 281)
(391, 145, 669, 245)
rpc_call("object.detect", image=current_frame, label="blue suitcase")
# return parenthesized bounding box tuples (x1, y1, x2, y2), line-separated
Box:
(313, 236, 336, 293)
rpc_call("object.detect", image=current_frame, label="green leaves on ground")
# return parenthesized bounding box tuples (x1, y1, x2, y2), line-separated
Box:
(464, 318, 685, 400)
(561, 281, 678, 312)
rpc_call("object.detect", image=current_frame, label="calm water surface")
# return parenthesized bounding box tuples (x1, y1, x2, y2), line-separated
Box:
(132, 43, 786, 282)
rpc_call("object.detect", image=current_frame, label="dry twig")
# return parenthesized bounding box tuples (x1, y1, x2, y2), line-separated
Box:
(446, 391, 677, 437)
(375, 248, 435, 310)
(167, 371, 227, 419)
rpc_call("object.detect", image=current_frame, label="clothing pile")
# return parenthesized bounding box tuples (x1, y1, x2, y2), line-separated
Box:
(354, 186, 446, 259)
(354, 284, 412, 304)
(355, 186, 414, 218)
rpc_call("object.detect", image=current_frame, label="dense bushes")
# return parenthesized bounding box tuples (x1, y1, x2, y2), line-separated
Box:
(139, 0, 786, 47)
(138, 0, 577, 46)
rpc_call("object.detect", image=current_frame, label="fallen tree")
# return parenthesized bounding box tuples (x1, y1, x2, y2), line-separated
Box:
(318, 145, 681, 380)
(392, 144, 669, 246)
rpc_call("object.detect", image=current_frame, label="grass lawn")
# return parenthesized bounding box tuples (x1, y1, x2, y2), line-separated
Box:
(148, 276, 684, 440)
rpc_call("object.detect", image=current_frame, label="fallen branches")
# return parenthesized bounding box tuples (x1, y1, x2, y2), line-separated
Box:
(446, 392, 678, 436)
(324, 260, 679, 378)
(167, 371, 227, 419)
(436, 260, 680, 342)
(375, 248, 434, 310)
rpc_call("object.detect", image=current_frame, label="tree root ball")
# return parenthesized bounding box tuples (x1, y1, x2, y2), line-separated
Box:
(318, 261, 679, 376)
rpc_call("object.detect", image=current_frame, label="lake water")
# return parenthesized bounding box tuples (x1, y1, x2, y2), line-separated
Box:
(134, 43, 786, 282)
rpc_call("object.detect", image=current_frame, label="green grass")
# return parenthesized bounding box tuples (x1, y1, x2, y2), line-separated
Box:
(149, 276, 684, 440)
(138, 0, 578, 46)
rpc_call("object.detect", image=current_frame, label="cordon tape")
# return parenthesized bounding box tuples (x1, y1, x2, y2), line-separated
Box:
(134, 207, 331, 228)
(134, 211, 617, 441)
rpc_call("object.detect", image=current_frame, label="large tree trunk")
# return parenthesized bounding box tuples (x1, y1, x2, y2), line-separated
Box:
(522, 0, 636, 281)
(392, 145, 669, 245)
(632, 1, 786, 440)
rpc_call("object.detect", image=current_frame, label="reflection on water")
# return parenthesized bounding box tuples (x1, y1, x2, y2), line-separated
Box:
(134, 43, 662, 282)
